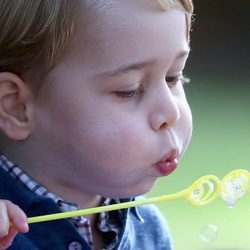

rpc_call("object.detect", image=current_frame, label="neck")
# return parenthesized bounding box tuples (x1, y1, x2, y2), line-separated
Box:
(35, 173, 104, 212)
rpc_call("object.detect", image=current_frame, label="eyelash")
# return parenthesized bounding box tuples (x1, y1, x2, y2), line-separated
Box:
(165, 75, 190, 88)
(113, 75, 190, 100)
(113, 85, 145, 100)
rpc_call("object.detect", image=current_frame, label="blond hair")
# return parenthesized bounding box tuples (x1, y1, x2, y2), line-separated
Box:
(0, 0, 193, 76)
(0, 0, 78, 74)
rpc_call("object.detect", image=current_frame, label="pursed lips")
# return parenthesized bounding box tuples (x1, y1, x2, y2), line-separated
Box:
(155, 149, 179, 176)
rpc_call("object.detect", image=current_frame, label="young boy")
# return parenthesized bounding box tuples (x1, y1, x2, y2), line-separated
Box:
(0, 0, 193, 249)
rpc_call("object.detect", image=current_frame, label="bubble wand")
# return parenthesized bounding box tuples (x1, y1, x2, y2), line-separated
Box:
(26, 169, 249, 225)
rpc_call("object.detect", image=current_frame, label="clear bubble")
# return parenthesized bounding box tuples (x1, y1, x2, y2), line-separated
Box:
(221, 174, 249, 208)
(199, 224, 218, 243)
(191, 187, 202, 199)
(226, 195, 235, 208)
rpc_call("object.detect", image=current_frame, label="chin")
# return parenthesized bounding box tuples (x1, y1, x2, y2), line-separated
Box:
(110, 179, 157, 199)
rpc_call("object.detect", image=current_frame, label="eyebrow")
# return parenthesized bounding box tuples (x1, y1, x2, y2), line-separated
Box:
(96, 48, 190, 78)
(96, 60, 155, 78)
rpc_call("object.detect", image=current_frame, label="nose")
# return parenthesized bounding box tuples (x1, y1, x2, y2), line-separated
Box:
(149, 84, 180, 131)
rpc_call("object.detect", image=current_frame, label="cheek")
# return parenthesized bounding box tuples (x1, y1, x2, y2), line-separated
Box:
(179, 102, 193, 150)
(86, 122, 147, 166)
(184, 102, 193, 134)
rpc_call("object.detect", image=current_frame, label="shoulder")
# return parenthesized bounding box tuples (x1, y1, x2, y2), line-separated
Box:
(135, 199, 172, 241)
(122, 196, 173, 250)
(136, 197, 167, 222)
(9, 234, 38, 250)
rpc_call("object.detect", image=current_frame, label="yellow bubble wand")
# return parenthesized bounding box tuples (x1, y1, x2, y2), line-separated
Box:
(26, 169, 250, 225)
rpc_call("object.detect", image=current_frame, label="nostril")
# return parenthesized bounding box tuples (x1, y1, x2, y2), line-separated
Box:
(159, 122, 168, 130)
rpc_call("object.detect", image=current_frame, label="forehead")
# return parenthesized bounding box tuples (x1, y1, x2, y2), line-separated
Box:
(60, 0, 187, 72)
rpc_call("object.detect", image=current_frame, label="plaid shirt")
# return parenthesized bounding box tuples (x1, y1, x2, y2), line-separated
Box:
(0, 154, 122, 250)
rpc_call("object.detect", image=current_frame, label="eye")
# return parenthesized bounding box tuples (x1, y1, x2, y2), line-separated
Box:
(165, 75, 190, 88)
(112, 85, 144, 100)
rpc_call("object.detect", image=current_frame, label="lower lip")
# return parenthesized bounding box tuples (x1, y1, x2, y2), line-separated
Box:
(155, 160, 177, 176)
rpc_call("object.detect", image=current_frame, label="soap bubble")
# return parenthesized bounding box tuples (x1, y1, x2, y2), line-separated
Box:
(199, 224, 218, 243)
(221, 173, 249, 208)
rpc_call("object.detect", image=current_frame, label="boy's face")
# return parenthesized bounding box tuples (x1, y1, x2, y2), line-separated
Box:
(31, 0, 192, 199)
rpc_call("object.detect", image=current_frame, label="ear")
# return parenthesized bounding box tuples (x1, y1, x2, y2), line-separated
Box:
(0, 72, 34, 140)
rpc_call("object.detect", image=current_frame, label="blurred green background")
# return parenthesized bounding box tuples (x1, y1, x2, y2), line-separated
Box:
(148, 1, 250, 249)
